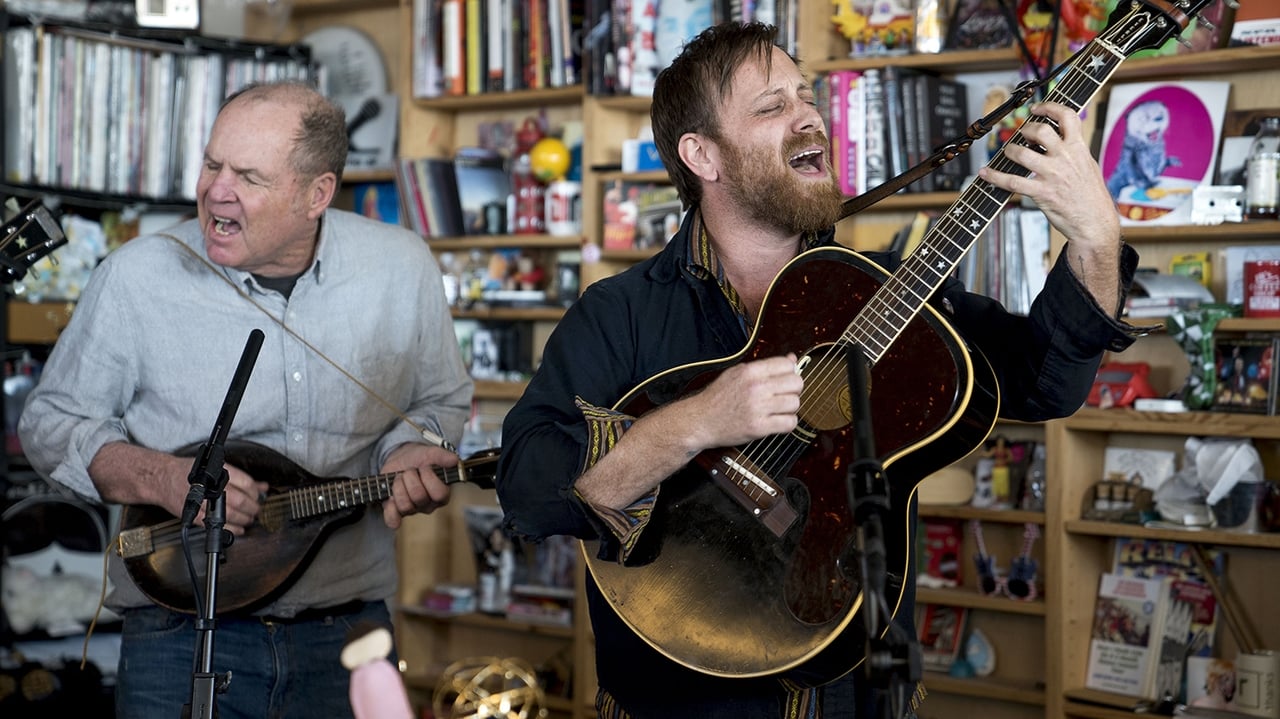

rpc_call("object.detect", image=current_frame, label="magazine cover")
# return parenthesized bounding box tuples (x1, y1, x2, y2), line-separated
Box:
(1112, 538, 1222, 658)
(353, 181, 402, 226)
(1086, 572, 1170, 697)
(1099, 81, 1230, 226)
(916, 604, 969, 672)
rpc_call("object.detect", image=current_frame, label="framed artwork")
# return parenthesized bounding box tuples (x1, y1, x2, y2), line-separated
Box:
(1099, 81, 1230, 226)
(1210, 335, 1277, 414)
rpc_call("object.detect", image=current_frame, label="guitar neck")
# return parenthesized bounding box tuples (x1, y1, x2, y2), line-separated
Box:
(277, 462, 481, 521)
(280, 472, 399, 520)
(847, 21, 1135, 365)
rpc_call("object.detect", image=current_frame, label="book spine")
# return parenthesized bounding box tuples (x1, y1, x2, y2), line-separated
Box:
(826, 71, 849, 195)
(486, 0, 505, 92)
(843, 71, 865, 196)
(610, 0, 630, 94)
(442, 0, 466, 94)
(5, 27, 36, 183)
(927, 76, 970, 192)
(861, 68, 888, 191)
(914, 74, 934, 192)
(465, 0, 483, 94)
(547, 0, 565, 87)
(526, 0, 545, 89)
(412, 0, 444, 98)
(899, 72, 920, 188)
(629, 0, 658, 96)
(881, 66, 909, 182)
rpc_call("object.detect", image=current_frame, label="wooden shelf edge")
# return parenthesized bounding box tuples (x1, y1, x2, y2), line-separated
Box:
(1111, 43, 1280, 80)
(1119, 220, 1280, 242)
(922, 674, 1046, 705)
(1214, 318, 1280, 333)
(596, 247, 662, 263)
(1062, 699, 1154, 719)
(1064, 519, 1280, 550)
(917, 587, 1047, 615)
(811, 47, 1021, 73)
(918, 505, 1046, 524)
(413, 85, 584, 111)
(343, 168, 397, 184)
(291, 0, 399, 13)
(808, 42, 1280, 78)
(452, 307, 566, 321)
(594, 170, 671, 184)
(1059, 407, 1280, 440)
(398, 605, 575, 638)
(590, 94, 653, 112)
(472, 379, 530, 400)
(428, 234, 583, 249)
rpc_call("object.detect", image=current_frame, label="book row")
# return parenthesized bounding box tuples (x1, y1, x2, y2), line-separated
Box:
(818, 66, 970, 197)
(580, 0, 799, 98)
(889, 203, 1049, 318)
(2, 22, 312, 201)
(411, 0, 584, 98)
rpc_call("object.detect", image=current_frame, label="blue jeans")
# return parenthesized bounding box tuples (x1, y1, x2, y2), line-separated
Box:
(115, 601, 394, 719)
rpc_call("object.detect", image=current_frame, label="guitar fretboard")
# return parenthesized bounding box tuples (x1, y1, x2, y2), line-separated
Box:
(844, 12, 1152, 363)
(285, 472, 399, 520)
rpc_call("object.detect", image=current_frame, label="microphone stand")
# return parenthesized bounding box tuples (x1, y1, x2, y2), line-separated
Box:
(845, 342, 921, 719)
(181, 329, 265, 719)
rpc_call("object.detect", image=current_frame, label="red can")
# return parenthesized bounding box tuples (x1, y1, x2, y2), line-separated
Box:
(1244, 260, 1280, 317)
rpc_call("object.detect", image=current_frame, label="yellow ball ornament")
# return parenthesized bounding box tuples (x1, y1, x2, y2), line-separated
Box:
(529, 137, 571, 183)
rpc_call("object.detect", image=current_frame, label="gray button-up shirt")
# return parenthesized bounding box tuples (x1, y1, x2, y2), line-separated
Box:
(19, 209, 473, 615)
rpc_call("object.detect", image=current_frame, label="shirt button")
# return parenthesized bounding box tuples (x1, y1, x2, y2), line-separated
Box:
(292, 371, 302, 382)
(293, 433, 302, 442)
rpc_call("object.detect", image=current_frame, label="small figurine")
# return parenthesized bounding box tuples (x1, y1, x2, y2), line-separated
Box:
(342, 621, 414, 719)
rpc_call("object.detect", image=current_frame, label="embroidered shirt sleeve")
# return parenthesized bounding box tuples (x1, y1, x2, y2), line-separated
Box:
(572, 396, 657, 561)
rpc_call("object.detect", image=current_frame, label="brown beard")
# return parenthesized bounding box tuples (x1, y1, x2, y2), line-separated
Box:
(718, 132, 845, 235)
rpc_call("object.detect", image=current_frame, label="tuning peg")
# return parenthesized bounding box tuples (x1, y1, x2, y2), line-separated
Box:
(1198, 18, 1218, 32)
(1175, 34, 1194, 50)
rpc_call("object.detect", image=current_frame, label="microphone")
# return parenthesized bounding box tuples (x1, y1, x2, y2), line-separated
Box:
(181, 329, 265, 524)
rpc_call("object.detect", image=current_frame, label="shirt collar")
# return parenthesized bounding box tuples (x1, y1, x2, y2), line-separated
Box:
(225, 211, 328, 293)
(682, 209, 824, 331)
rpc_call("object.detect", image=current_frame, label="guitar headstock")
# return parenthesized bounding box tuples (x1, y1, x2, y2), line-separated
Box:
(460, 447, 502, 490)
(1101, 0, 1223, 57)
(0, 199, 67, 284)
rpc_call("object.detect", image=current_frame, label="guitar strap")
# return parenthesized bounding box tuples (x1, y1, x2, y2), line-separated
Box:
(159, 233, 457, 453)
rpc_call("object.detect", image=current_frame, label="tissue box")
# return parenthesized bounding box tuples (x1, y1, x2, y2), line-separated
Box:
(622, 139, 664, 173)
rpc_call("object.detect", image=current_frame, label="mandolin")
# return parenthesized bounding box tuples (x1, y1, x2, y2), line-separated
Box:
(118, 441, 498, 614)
(0, 198, 68, 283)
(583, 0, 1217, 685)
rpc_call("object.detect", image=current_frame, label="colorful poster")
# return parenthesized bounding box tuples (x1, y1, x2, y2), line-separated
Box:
(1099, 81, 1230, 226)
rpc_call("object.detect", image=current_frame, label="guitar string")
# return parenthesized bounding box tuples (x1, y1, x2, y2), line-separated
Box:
(800, 38, 1109, 422)
(136, 466, 467, 551)
(737, 36, 1115, 506)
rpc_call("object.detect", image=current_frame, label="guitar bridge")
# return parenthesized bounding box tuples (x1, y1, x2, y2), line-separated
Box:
(706, 451, 799, 538)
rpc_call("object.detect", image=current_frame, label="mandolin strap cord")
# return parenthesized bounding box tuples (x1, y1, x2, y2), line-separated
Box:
(160, 234, 456, 453)
(81, 537, 115, 670)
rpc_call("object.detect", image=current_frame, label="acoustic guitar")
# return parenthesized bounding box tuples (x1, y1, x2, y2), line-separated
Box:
(118, 441, 499, 614)
(583, 0, 1215, 685)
